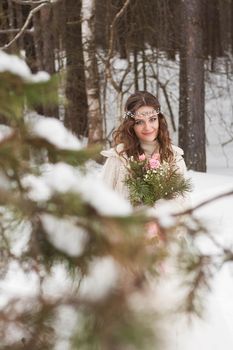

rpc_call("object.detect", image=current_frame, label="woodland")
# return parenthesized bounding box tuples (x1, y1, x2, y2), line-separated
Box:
(0, 1, 233, 350)
(1, 0, 233, 170)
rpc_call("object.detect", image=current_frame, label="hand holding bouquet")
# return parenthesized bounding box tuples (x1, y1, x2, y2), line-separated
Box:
(125, 153, 192, 207)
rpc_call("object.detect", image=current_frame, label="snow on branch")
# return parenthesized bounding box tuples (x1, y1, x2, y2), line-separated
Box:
(0, 51, 50, 82)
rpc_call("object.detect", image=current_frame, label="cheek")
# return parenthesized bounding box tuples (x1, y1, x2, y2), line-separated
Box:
(150, 120, 159, 131)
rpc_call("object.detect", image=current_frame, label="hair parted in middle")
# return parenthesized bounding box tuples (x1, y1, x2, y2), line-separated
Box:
(113, 91, 174, 162)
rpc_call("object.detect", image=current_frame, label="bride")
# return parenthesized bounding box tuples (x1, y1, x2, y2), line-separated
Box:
(101, 90, 233, 350)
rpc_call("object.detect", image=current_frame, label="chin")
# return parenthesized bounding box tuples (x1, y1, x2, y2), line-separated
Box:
(142, 136, 156, 142)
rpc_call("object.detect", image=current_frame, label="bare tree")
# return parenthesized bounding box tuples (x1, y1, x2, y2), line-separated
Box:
(81, 0, 103, 144)
(33, 3, 58, 117)
(178, 0, 206, 171)
(64, 0, 88, 137)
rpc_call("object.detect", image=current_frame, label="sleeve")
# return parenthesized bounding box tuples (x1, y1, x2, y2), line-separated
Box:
(171, 146, 191, 211)
(170, 145, 186, 176)
(175, 153, 187, 176)
(101, 156, 121, 191)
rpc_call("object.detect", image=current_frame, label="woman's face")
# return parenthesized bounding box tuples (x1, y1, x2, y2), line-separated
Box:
(133, 106, 159, 143)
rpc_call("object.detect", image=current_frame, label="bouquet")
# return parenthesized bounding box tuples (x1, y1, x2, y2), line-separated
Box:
(125, 153, 192, 207)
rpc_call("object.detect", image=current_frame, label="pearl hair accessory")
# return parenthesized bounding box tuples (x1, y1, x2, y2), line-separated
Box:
(124, 111, 135, 119)
(123, 107, 160, 119)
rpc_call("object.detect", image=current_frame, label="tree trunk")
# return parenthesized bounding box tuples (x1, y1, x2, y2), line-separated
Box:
(178, 0, 206, 172)
(15, 2, 24, 49)
(0, 1, 10, 48)
(232, 0, 233, 58)
(142, 43, 147, 91)
(40, 5, 58, 118)
(7, 0, 17, 53)
(115, 0, 127, 59)
(133, 47, 139, 90)
(81, 0, 103, 144)
(32, 4, 58, 118)
(33, 11, 44, 71)
(22, 4, 37, 74)
(64, 0, 88, 137)
(40, 6, 56, 76)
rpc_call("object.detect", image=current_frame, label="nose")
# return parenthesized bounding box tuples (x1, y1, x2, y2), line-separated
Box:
(143, 120, 151, 131)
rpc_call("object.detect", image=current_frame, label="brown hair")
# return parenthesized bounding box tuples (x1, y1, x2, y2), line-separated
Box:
(113, 91, 174, 162)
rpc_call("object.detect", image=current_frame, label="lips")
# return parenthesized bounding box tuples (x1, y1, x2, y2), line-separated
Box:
(142, 131, 155, 135)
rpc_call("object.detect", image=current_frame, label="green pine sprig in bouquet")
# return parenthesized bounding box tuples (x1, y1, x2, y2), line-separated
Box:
(125, 153, 192, 207)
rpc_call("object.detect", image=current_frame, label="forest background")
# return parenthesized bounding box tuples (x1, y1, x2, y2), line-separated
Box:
(0, 1, 233, 349)
(1, 0, 233, 173)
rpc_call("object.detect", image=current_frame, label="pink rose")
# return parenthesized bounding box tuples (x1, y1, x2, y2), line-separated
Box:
(152, 153, 160, 161)
(149, 158, 160, 169)
(138, 153, 146, 161)
(146, 222, 159, 239)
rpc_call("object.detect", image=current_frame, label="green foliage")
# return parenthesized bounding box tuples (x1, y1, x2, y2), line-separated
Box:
(0, 53, 215, 350)
(0, 71, 58, 122)
(0, 54, 164, 350)
(72, 307, 159, 350)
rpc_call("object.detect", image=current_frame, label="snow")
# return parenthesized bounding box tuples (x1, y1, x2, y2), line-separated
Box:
(30, 115, 82, 150)
(0, 261, 39, 309)
(41, 264, 76, 299)
(78, 256, 120, 301)
(0, 51, 233, 349)
(89, 52, 233, 347)
(160, 170, 233, 350)
(23, 162, 132, 216)
(0, 124, 13, 141)
(146, 202, 176, 228)
(0, 50, 50, 83)
(75, 171, 132, 216)
(53, 306, 79, 350)
(41, 214, 89, 257)
(3, 166, 232, 349)
(189, 171, 233, 251)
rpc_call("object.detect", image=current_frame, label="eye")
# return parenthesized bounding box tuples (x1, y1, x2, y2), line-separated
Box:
(149, 116, 158, 122)
(134, 120, 144, 126)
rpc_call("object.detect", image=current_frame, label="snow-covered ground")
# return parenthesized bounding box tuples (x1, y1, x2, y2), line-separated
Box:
(170, 170, 233, 350)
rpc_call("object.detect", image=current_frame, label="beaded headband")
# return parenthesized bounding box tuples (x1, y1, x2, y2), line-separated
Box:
(123, 107, 160, 119)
